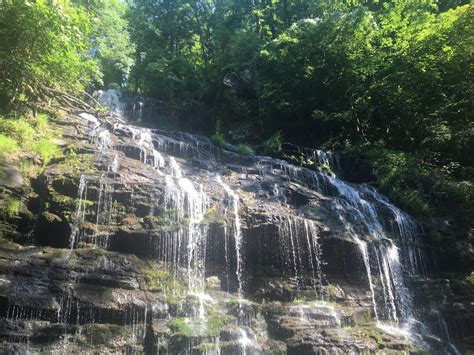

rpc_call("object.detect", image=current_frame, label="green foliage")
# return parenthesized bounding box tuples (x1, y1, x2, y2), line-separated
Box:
(0, 118, 35, 144)
(32, 139, 60, 166)
(238, 144, 255, 156)
(211, 133, 226, 147)
(0, 0, 100, 108)
(2, 197, 22, 218)
(344, 146, 473, 233)
(0, 0, 470, 247)
(35, 113, 50, 133)
(264, 131, 283, 154)
(94, 0, 135, 87)
(0, 135, 19, 156)
(0, 113, 59, 169)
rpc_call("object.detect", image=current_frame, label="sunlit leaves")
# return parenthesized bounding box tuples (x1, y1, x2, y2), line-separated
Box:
(0, 0, 100, 107)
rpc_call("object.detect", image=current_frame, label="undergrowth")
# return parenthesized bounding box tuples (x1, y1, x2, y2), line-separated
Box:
(0, 113, 60, 168)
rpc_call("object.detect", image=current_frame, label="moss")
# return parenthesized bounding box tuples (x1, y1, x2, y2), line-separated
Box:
(320, 163, 333, 174)
(203, 206, 225, 225)
(0, 231, 22, 250)
(238, 144, 255, 156)
(124, 252, 148, 270)
(169, 318, 193, 336)
(19, 158, 40, 179)
(145, 268, 186, 297)
(327, 284, 339, 299)
(56, 152, 96, 175)
(80, 323, 131, 345)
(352, 309, 373, 326)
(169, 311, 232, 337)
(31, 139, 60, 166)
(348, 326, 414, 351)
(50, 192, 75, 207)
(98, 287, 113, 304)
(226, 297, 253, 307)
(2, 197, 22, 218)
(197, 342, 221, 352)
(142, 214, 184, 231)
(142, 209, 195, 231)
(361, 327, 390, 344)
(466, 272, 474, 287)
(77, 198, 95, 207)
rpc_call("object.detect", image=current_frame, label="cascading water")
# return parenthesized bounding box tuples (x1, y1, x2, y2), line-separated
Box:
(96, 89, 126, 117)
(216, 175, 243, 297)
(9, 90, 458, 354)
(252, 153, 432, 346)
(69, 174, 87, 249)
(278, 216, 323, 290)
(165, 157, 208, 293)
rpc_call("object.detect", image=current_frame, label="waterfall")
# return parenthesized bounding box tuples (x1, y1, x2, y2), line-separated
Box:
(69, 174, 87, 249)
(96, 89, 126, 117)
(165, 157, 208, 292)
(278, 216, 323, 289)
(28, 92, 453, 354)
(93, 173, 114, 248)
(216, 175, 244, 297)
(255, 155, 425, 333)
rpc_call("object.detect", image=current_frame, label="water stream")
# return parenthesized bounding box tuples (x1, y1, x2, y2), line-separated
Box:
(40, 93, 461, 353)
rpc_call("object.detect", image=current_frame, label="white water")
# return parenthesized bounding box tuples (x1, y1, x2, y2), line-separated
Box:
(290, 302, 342, 328)
(254, 155, 424, 336)
(278, 216, 323, 289)
(69, 174, 87, 249)
(96, 89, 126, 117)
(65, 93, 452, 353)
(216, 175, 244, 297)
(165, 157, 208, 292)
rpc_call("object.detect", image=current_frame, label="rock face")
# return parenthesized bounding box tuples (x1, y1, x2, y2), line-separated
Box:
(0, 106, 471, 354)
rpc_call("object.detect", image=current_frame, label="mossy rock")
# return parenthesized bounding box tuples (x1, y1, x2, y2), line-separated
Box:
(169, 312, 234, 338)
(78, 323, 138, 346)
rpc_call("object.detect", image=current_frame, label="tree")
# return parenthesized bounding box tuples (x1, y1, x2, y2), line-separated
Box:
(93, 0, 135, 88)
(0, 0, 99, 110)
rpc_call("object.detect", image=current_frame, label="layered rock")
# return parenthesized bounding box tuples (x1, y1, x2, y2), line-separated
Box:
(0, 107, 471, 354)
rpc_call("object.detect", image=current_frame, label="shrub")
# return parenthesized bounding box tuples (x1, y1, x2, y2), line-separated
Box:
(32, 139, 60, 166)
(3, 197, 21, 217)
(264, 131, 282, 154)
(238, 144, 255, 156)
(343, 145, 473, 230)
(0, 134, 19, 155)
(108, 83, 121, 91)
(211, 133, 226, 147)
(35, 113, 50, 133)
(0, 117, 35, 145)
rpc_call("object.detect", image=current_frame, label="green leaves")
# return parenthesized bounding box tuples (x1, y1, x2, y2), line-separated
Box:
(93, 0, 135, 88)
(0, 0, 101, 108)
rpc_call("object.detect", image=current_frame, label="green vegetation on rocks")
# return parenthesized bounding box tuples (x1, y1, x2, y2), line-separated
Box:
(1, 197, 22, 218)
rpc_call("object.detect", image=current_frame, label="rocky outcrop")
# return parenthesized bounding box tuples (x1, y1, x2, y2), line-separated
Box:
(0, 107, 471, 354)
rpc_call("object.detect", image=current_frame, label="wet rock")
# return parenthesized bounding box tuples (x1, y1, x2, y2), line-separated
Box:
(0, 108, 469, 354)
